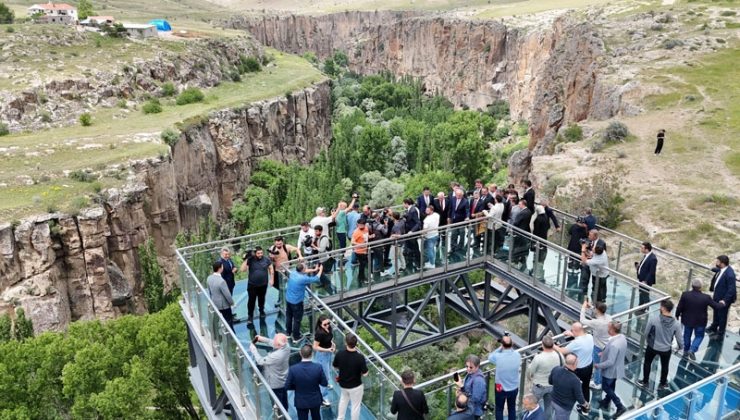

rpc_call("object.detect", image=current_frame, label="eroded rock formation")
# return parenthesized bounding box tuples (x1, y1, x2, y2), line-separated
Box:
(0, 81, 332, 333)
(227, 11, 618, 179)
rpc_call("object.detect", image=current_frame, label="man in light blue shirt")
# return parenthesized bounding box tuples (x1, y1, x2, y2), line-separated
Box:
(556, 322, 595, 412)
(488, 335, 521, 420)
(346, 203, 361, 238)
(285, 263, 322, 341)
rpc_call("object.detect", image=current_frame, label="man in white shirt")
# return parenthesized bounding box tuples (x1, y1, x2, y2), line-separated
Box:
(298, 222, 314, 257)
(580, 300, 611, 390)
(555, 322, 595, 413)
(422, 206, 440, 269)
(527, 336, 563, 419)
(310, 207, 335, 235)
(484, 196, 505, 253)
(580, 242, 609, 303)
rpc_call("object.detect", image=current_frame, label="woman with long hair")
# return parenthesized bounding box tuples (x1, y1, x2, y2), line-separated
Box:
(313, 314, 335, 406)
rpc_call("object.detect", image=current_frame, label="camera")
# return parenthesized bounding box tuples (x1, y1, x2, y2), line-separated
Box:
(579, 238, 592, 246)
(352, 192, 359, 199)
(303, 236, 315, 249)
(243, 249, 255, 260)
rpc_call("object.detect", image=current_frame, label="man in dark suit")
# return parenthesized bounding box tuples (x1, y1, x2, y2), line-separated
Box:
(521, 393, 545, 420)
(512, 199, 533, 265)
(447, 188, 469, 252)
(676, 278, 725, 359)
(403, 198, 422, 271)
(217, 247, 238, 296)
(636, 242, 658, 305)
(522, 180, 535, 214)
(286, 345, 328, 420)
(416, 187, 433, 220)
(707, 255, 737, 338)
(434, 192, 449, 227)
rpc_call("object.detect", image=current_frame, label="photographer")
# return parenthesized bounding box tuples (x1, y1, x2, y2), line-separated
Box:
(381, 212, 406, 277)
(335, 195, 357, 250)
(454, 355, 487, 419)
(579, 230, 608, 302)
(310, 225, 335, 294)
(268, 236, 303, 305)
(367, 212, 388, 273)
(285, 263, 323, 342)
(488, 335, 521, 420)
(298, 222, 313, 257)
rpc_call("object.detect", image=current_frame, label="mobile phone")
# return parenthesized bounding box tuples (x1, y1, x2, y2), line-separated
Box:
(251, 335, 259, 344)
(453, 372, 460, 382)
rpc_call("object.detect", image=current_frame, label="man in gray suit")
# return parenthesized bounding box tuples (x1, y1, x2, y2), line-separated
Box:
(207, 261, 235, 331)
(594, 321, 627, 417)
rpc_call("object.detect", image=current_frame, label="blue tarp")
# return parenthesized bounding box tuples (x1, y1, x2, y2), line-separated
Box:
(149, 19, 172, 31)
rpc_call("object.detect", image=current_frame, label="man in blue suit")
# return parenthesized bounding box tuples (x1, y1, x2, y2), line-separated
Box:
(635, 242, 658, 305)
(286, 345, 328, 420)
(707, 255, 737, 338)
(521, 393, 545, 420)
(417, 187, 433, 220)
(447, 188, 469, 253)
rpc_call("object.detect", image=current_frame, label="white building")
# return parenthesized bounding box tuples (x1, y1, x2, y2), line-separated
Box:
(28, 3, 78, 24)
(122, 23, 158, 39)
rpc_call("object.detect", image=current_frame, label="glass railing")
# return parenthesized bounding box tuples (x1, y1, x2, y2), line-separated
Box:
(489, 223, 669, 315)
(177, 253, 291, 419)
(416, 302, 668, 418)
(549, 208, 717, 294)
(301, 289, 401, 419)
(624, 363, 740, 419)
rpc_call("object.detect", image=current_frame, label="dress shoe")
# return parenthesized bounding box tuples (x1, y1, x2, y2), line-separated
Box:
(614, 406, 627, 418)
(636, 379, 648, 388)
(658, 382, 669, 391)
(598, 399, 610, 410)
(734, 342, 740, 351)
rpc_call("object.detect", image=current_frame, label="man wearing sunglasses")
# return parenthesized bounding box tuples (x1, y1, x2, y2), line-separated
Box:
(454, 355, 487, 419)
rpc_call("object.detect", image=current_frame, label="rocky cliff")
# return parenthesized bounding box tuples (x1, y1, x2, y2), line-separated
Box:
(0, 81, 332, 333)
(0, 35, 264, 132)
(227, 11, 620, 179)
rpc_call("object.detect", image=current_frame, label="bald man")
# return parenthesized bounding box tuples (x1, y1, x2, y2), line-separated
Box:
(550, 354, 588, 420)
(488, 335, 521, 420)
(555, 323, 595, 407)
(250, 333, 291, 411)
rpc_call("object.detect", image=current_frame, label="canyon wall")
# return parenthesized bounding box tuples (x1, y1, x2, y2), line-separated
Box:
(228, 11, 621, 178)
(0, 81, 332, 333)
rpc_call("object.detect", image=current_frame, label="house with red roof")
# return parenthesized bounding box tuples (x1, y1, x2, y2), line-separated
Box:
(28, 2, 78, 24)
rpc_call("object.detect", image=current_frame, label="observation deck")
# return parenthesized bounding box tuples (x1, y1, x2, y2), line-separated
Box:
(176, 207, 740, 419)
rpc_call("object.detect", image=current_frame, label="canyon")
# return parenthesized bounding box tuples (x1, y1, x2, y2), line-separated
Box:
(0, 81, 332, 332)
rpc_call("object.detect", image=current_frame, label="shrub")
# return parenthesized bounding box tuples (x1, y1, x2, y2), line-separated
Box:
(161, 82, 176, 97)
(602, 121, 630, 143)
(175, 87, 204, 105)
(0, 122, 9, 136)
(590, 138, 605, 153)
(116, 99, 127, 108)
(5, 26, 14, 33)
(562, 123, 583, 142)
(161, 128, 180, 147)
(91, 181, 103, 193)
(662, 38, 684, 50)
(0, 3, 14, 24)
(230, 71, 241, 82)
(142, 99, 163, 114)
(239, 56, 261, 73)
(487, 100, 510, 121)
(69, 170, 96, 182)
(720, 10, 736, 16)
(302, 51, 318, 64)
(39, 111, 52, 122)
(559, 166, 626, 229)
(79, 113, 92, 126)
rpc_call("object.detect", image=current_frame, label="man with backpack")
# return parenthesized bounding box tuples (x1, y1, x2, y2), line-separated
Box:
(310, 225, 335, 294)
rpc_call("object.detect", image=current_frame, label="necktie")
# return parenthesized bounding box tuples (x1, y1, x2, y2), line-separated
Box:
(710, 270, 719, 292)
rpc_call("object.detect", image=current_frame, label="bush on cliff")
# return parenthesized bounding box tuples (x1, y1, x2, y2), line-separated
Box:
(175, 87, 205, 105)
(142, 99, 162, 114)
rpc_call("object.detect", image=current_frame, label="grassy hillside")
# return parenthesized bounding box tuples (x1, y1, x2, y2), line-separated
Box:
(0, 49, 325, 220)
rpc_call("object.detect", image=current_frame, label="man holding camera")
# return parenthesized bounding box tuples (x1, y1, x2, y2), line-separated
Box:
(488, 335, 521, 420)
(311, 225, 335, 293)
(579, 230, 608, 303)
(455, 355, 487, 419)
(285, 263, 323, 342)
(269, 236, 303, 305)
(249, 333, 290, 411)
(240, 246, 274, 324)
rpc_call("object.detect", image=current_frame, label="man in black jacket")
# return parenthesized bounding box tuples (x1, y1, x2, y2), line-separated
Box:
(403, 198, 422, 272)
(549, 354, 588, 419)
(676, 278, 725, 359)
(522, 180, 535, 214)
(707, 255, 737, 338)
(390, 370, 429, 420)
(448, 188, 469, 253)
(636, 242, 658, 305)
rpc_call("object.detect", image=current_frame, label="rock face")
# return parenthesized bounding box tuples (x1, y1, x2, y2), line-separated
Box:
(0, 36, 264, 132)
(0, 81, 332, 333)
(227, 11, 616, 179)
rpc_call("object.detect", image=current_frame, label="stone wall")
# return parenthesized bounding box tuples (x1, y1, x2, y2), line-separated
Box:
(0, 80, 332, 333)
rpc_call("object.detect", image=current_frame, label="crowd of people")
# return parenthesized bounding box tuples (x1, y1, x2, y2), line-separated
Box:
(201, 178, 738, 419)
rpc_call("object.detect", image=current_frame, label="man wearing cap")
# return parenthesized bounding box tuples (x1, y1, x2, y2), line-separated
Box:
(676, 278, 725, 359)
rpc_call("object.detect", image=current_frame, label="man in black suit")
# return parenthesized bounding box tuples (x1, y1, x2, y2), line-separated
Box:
(522, 180, 535, 214)
(403, 198, 422, 271)
(416, 187, 433, 220)
(676, 278, 725, 359)
(447, 188, 469, 253)
(434, 192, 449, 227)
(635, 242, 658, 305)
(286, 345, 328, 420)
(521, 393, 546, 420)
(512, 199, 533, 265)
(707, 255, 737, 338)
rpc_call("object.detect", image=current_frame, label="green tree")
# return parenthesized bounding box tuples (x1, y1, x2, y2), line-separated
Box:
(88, 357, 153, 418)
(12, 308, 33, 341)
(0, 314, 11, 343)
(138, 238, 167, 313)
(0, 2, 14, 24)
(77, 0, 95, 20)
(323, 58, 339, 77)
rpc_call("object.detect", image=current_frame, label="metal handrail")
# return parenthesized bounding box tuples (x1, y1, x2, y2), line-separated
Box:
(548, 207, 714, 272)
(305, 288, 403, 384)
(175, 250, 292, 419)
(414, 297, 668, 392)
(623, 363, 740, 419)
(177, 224, 299, 253)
